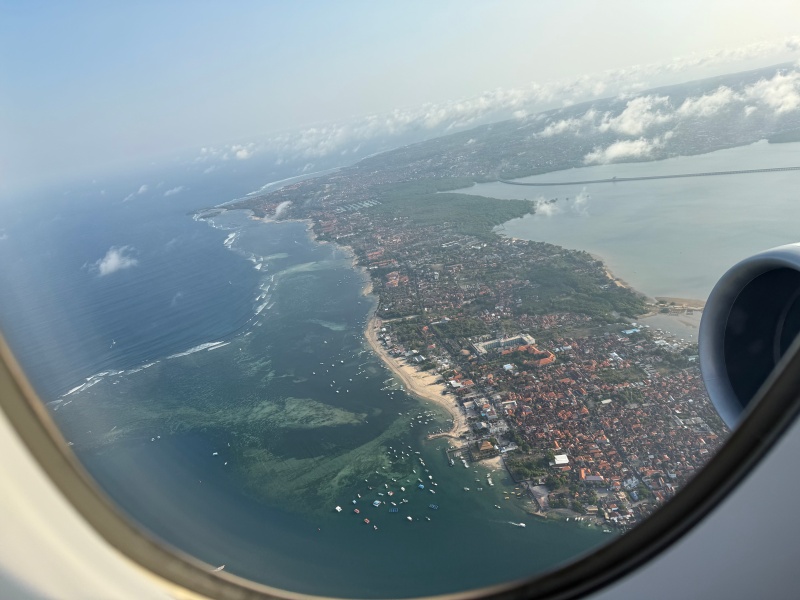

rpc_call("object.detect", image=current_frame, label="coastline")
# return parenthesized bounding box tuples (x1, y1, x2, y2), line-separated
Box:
(253, 209, 702, 436)
(364, 314, 468, 439)
(261, 208, 466, 436)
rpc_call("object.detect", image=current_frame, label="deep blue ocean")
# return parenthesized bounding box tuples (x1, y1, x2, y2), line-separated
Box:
(0, 160, 606, 597)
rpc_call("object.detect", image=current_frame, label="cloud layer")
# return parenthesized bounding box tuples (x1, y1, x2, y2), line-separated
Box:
(191, 36, 800, 169)
(555, 69, 800, 165)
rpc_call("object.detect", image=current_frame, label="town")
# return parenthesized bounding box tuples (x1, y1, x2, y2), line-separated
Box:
(234, 161, 727, 533)
(223, 69, 790, 530)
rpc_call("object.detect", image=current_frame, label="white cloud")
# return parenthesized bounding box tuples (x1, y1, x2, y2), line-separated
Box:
(572, 188, 591, 216)
(677, 86, 736, 118)
(274, 201, 292, 218)
(122, 183, 150, 202)
(91, 246, 139, 276)
(742, 70, 800, 114)
(164, 186, 186, 197)
(583, 135, 669, 165)
(598, 95, 673, 136)
(538, 108, 599, 137)
(533, 197, 561, 217)
(203, 165, 216, 174)
(744, 105, 758, 117)
(539, 116, 582, 137)
(0, 230, 8, 241)
(191, 37, 800, 166)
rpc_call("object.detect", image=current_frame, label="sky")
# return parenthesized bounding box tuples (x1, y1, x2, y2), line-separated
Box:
(2, 0, 800, 192)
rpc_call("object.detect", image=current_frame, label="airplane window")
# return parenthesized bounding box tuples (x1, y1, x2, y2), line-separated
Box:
(3, 3, 800, 599)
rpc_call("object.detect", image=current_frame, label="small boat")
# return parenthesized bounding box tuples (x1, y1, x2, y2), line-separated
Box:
(418, 484, 425, 490)
(510, 522, 526, 528)
(495, 505, 501, 509)
(428, 504, 438, 510)
(335, 506, 342, 512)
(373, 500, 381, 507)
(352, 500, 357, 504)
(425, 517, 431, 521)
(354, 509, 360, 514)
(406, 516, 413, 521)
(463, 487, 470, 492)
(364, 518, 370, 524)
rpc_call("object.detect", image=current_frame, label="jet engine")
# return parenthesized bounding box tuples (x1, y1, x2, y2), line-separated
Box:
(700, 243, 800, 428)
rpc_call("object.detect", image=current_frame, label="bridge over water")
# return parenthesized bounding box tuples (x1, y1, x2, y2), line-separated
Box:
(498, 165, 800, 187)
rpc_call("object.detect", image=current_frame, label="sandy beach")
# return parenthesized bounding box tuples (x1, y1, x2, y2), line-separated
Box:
(365, 316, 468, 439)
(654, 296, 706, 310)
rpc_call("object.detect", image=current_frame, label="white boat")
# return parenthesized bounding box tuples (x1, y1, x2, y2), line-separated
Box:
(335, 506, 342, 512)
(510, 522, 526, 528)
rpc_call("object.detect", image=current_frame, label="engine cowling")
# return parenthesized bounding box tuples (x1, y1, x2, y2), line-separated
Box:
(700, 243, 800, 429)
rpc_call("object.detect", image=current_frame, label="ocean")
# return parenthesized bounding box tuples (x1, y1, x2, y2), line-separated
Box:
(0, 161, 606, 597)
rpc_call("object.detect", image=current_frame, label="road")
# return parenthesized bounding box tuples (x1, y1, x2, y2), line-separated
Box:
(498, 165, 800, 187)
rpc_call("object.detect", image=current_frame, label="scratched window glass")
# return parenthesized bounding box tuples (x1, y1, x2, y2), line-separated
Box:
(1, 3, 799, 598)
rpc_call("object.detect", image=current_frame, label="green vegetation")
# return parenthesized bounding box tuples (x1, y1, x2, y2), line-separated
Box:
(596, 366, 647, 384)
(370, 179, 535, 239)
(517, 259, 647, 320)
(505, 454, 549, 481)
(612, 388, 645, 404)
(433, 318, 489, 339)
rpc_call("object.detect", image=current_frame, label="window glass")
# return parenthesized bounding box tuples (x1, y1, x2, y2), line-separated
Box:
(2, 3, 799, 597)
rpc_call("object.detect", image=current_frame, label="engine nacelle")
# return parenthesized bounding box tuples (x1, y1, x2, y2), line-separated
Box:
(700, 243, 800, 429)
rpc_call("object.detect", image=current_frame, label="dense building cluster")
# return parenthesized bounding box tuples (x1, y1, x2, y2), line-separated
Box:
(228, 72, 764, 529)
(238, 174, 726, 531)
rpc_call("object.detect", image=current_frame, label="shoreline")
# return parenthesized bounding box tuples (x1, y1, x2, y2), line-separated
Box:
(496, 233, 707, 339)
(364, 315, 468, 439)
(249, 210, 702, 431)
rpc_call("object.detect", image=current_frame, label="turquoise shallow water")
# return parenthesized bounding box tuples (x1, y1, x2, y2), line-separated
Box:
(45, 207, 606, 597)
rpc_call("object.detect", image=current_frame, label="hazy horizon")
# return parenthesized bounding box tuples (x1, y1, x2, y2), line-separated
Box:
(3, 2, 800, 194)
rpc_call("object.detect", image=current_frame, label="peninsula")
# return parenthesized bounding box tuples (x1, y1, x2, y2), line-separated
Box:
(225, 64, 800, 529)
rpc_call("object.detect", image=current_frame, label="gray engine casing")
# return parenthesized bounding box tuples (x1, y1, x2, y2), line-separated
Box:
(700, 243, 800, 429)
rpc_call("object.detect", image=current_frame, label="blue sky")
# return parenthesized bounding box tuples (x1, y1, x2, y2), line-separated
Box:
(2, 1, 800, 192)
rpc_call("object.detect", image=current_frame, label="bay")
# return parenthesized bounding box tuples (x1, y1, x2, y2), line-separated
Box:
(462, 140, 800, 301)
